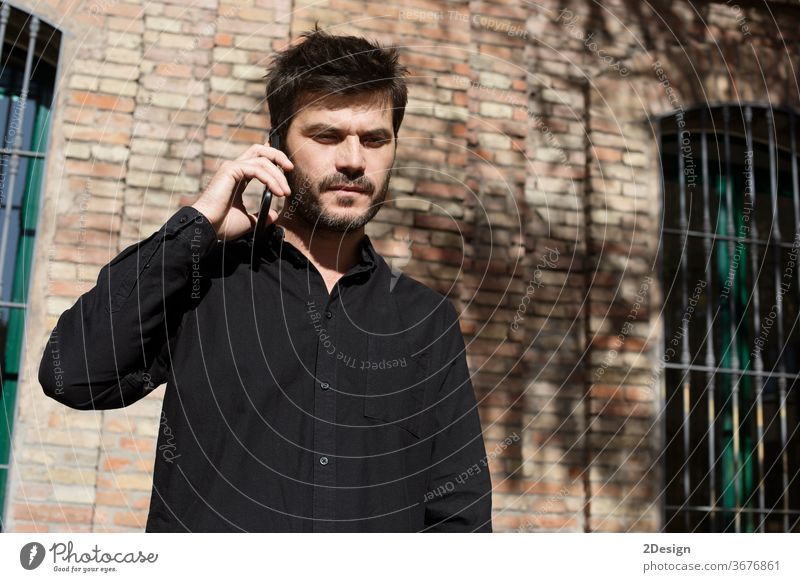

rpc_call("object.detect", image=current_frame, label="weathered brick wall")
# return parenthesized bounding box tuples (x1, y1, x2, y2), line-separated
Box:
(529, 0, 800, 532)
(6, 0, 800, 532)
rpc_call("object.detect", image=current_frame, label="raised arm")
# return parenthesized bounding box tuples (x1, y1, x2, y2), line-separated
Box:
(38, 139, 294, 410)
(38, 207, 217, 409)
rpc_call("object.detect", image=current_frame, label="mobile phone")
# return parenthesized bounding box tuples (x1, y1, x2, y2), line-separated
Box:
(254, 128, 282, 240)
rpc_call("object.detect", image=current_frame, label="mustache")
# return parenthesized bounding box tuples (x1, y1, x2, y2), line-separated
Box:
(319, 175, 374, 194)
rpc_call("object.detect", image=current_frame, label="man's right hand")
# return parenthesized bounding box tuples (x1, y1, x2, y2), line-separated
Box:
(191, 141, 294, 240)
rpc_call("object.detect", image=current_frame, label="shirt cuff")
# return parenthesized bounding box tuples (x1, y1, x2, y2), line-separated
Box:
(167, 206, 218, 258)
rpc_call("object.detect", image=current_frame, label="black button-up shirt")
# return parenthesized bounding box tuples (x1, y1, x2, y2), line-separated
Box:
(39, 206, 493, 532)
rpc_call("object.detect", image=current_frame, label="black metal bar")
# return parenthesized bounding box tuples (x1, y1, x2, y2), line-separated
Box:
(0, 148, 46, 158)
(0, 14, 40, 298)
(677, 110, 692, 531)
(723, 104, 742, 533)
(662, 361, 800, 381)
(665, 504, 800, 516)
(700, 109, 718, 532)
(740, 105, 760, 533)
(778, 109, 800, 533)
(0, 5, 9, 62)
(662, 228, 799, 249)
(791, 110, 800, 534)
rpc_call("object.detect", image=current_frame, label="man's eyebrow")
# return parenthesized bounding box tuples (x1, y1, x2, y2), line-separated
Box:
(301, 123, 392, 139)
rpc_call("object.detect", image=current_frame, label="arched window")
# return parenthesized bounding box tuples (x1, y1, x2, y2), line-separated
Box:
(657, 104, 800, 532)
(0, 3, 62, 531)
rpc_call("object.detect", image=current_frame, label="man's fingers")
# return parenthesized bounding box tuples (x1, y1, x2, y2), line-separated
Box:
(256, 141, 294, 171)
(246, 157, 291, 194)
(236, 144, 294, 173)
(239, 160, 290, 197)
(234, 144, 257, 162)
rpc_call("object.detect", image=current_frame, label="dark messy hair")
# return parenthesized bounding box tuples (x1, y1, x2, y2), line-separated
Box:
(263, 23, 409, 146)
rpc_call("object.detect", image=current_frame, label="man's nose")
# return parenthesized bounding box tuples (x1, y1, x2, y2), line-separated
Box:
(335, 136, 366, 174)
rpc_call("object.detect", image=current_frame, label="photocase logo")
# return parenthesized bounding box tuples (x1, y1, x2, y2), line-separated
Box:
(19, 542, 46, 570)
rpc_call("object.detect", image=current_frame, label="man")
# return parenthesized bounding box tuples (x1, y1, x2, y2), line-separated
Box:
(39, 26, 492, 532)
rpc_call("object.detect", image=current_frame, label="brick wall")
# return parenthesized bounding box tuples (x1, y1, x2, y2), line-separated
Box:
(6, 0, 800, 532)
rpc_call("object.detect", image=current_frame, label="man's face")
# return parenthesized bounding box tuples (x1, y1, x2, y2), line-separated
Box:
(282, 90, 396, 232)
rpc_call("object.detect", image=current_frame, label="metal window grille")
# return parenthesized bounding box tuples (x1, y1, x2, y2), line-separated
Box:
(657, 104, 800, 532)
(0, 3, 61, 531)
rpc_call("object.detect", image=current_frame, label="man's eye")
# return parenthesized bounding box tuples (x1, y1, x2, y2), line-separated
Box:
(364, 138, 388, 146)
(315, 134, 338, 142)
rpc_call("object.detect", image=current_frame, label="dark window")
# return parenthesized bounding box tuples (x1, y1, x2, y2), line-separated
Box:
(658, 104, 800, 532)
(0, 4, 61, 531)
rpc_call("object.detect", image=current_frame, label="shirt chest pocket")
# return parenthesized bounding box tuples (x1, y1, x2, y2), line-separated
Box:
(363, 334, 431, 439)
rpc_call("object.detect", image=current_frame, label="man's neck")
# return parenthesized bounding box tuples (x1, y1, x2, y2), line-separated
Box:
(273, 212, 365, 275)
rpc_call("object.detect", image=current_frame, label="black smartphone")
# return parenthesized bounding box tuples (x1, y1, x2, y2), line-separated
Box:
(254, 128, 282, 239)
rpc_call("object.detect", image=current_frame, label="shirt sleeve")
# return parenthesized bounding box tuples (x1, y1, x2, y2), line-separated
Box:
(423, 301, 493, 532)
(38, 206, 218, 410)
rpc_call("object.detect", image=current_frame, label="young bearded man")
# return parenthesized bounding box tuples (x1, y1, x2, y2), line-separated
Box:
(39, 26, 493, 533)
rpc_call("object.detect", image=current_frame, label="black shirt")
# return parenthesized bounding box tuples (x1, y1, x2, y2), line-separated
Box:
(38, 206, 493, 532)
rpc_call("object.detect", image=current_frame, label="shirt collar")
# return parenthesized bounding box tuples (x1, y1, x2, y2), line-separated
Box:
(258, 222, 378, 276)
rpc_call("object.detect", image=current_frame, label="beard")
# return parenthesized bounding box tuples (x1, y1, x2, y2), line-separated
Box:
(284, 165, 391, 233)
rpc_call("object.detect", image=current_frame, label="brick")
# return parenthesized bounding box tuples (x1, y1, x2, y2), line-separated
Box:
(13, 503, 94, 524)
(69, 91, 135, 112)
(113, 510, 149, 527)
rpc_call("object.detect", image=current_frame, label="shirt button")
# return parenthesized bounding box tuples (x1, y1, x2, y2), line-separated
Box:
(325, 311, 332, 319)
(319, 456, 329, 465)
(320, 382, 330, 390)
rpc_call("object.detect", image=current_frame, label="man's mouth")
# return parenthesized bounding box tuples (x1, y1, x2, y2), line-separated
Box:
(328, 185, 368, 193)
